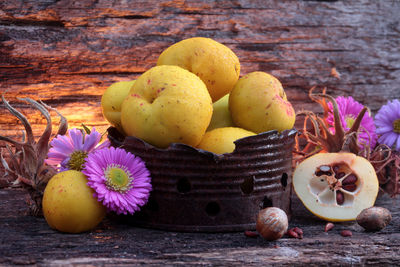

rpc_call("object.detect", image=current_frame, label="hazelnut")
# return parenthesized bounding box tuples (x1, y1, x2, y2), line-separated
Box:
(256, 207, 288, 241)
(356, 206, 392, 232)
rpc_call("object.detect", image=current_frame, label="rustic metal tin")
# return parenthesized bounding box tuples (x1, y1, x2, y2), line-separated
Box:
(108, 127, 297, 232)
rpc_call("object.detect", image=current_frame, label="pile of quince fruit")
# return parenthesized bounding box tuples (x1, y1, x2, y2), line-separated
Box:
(101, 37, 385, 227)
(101, 37, 296, 154)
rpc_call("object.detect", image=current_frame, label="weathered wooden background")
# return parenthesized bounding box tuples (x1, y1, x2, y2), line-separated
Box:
(1, 1, 400, 265)
(1, 0, 400, 142)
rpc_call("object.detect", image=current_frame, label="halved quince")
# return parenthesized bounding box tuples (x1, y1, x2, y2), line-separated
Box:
(293, 152, 379, 222)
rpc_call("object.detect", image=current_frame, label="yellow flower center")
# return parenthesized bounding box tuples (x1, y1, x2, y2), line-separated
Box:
(105, 164, 133, 193)
(68, 150, 88, 171)
(393, 119, 400, 133)
(345, 116, 355, 129)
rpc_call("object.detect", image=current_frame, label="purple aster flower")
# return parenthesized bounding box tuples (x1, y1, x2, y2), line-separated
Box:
(82, 147, 152, 215)
(326, 96, 377, 149)
(375, 99, 400, 151)
(45, 127, 109, 172)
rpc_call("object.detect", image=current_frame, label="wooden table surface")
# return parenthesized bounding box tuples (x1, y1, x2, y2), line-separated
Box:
(1, 1, 400, 266)
(1, 188, 400, 266)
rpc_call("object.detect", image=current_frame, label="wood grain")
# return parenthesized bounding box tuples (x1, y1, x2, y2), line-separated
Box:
(1, 2, 400, 264)
(1, 0, 400, 142)
(1, 188, 399, 266)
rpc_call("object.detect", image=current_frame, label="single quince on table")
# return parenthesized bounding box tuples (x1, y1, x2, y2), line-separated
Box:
(43, 170, 106, 233)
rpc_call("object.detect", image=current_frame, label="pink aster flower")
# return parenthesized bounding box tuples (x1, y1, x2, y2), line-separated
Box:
(82, 147, 152, 215)
(45, 127, 109, 172)
(326, 96, 377, 149)
(375, 99, 400, 151)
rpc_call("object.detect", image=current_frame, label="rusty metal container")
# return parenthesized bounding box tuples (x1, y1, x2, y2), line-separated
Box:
(107, 127, 296, 232)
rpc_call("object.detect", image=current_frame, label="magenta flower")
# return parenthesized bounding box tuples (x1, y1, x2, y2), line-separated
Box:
(326, 96, 377, 149)
(375, 99, 400, 151)
(82, 147, 152, 215)
(46, 127, 109, 172)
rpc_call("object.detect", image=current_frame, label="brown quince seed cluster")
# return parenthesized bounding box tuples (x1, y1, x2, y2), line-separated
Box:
(313, 162, 359, 206)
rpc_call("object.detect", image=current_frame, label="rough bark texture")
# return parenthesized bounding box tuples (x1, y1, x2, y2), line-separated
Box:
(1, 0, 400, 141)
(1, 188, 400, 266)
(1, 1, 400, 265)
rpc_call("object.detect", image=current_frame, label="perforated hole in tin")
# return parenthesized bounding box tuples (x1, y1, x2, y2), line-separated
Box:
(281, 173, 288, 188)
(205, 202, 220, 216)
(240, 176, 254, 195)
(177, 178, 191, 193)
(260, 196, 273, 209)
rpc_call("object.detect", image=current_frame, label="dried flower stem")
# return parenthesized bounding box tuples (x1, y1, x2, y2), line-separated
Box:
(0, 94, 68, 216)
(294, 87, 367, 165)
(369, 145, 400, 196)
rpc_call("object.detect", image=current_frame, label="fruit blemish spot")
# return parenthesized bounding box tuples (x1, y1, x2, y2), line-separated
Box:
(131, 94, 141, 98)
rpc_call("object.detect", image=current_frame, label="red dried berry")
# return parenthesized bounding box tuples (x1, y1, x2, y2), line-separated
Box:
(287, 229, 299, 239)
(324, 222, 334, 232)
(293, 227, 303, 239)
(244, 230, 259, 238)
(340, 230, 352, 237)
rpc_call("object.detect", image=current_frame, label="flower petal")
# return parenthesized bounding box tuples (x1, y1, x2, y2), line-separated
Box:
(69, 128, 84, 150)
(49, 135, 75, 155)
(47, 128, 105, 171)
(382, 132, 397, 147)
(396, 135, 400, 151)
(83, 128, 101, 151)
(82, 147, 152, 215)
(327, 96, 377, 149)
(376, 126, 393, 135)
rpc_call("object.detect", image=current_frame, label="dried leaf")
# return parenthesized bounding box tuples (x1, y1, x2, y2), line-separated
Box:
(0, 149, 12, 173)
(369, 146, 400, 197)
(0, 94, 66, 216)
(1, 95, 34, 145)
(40, 101, 68, 136)
(294, 88, 367, 162)
(5, 144, 24, 175)
(331, 67, 341, 79)
(81, 123, 91, 134)
(20, 97, 53, 170)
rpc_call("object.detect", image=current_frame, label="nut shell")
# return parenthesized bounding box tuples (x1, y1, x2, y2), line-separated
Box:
(256, 207, 288, 241)
(356, 206, 392, 231)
